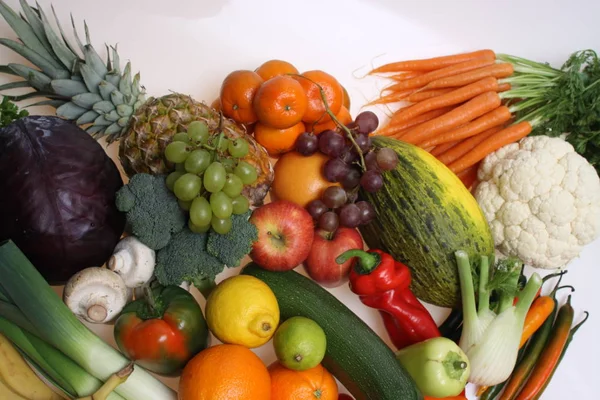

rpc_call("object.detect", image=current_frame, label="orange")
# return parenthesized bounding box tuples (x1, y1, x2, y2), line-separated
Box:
(255, 59, 299, 81)
(179, 344, 271, 400)
(295, 70, 343, 124)
(269, 361, 338, 400)
(309, 106, 352, 135)
(342, 85, 351, 110)
(271, 151, 338, 207)
(210, 97, 221, 112)
(255, 121, 306, 157)
(220, 70, 264, 124)
(254, 76, 308, 129)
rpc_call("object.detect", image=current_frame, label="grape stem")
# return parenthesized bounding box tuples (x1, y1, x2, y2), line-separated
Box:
(290, 74, 366, 172)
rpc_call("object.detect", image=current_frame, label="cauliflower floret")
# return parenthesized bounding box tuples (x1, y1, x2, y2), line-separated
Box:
(475, 136, 600, 269)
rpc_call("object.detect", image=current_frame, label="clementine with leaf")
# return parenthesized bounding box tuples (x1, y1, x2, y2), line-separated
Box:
(220, 70, 264, 124)
(255, 59, 299, 81)
(254, 76, 308, 129)
(254, 121, 305, 157)
(295, 70, 343, 124)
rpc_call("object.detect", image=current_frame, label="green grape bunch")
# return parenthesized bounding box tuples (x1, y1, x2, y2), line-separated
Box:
(163, 121, 256, 235)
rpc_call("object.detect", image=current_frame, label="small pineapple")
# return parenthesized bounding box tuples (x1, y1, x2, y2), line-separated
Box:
(0, 0, 273, 205)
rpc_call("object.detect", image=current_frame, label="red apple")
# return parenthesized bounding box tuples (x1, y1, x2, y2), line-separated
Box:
(305, 227, 364, 287)
(249, 200, 314, 271)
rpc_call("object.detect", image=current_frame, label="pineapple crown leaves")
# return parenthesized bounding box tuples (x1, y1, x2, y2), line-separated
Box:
(0, 0, 146, 141)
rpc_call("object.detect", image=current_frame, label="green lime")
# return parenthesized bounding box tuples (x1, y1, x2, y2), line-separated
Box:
(273, 316, 326, 371)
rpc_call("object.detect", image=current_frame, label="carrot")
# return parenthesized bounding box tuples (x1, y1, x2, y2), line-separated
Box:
(457, 162, 479, 189)
(418, 105, 512, 148)
(400, 91, 502, 144)
(514, 295, 575, 400)
(519, 296, 556, 348)
(382, 58, 495, 93)
(375, 107, 454, 137)
(407, 88, 454, 103)
(422, 63, 514, 90)
(448, 121, 532, 173)
(430, 140, 460, 156)
(366, 90, 413, 106)
(498, 82, 512, 92)
(389, 71, 425, 81)
(368, 49, 496, 74)
(389, 77, 500, 126)
(437, 125, 503, 165)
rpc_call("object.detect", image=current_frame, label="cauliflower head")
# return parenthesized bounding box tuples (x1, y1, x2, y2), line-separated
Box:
(475, 135, 600, 269)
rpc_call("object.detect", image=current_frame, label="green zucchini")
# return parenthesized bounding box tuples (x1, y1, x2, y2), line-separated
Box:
(242, 263, 422, 400)
(359, 136, 494, 308)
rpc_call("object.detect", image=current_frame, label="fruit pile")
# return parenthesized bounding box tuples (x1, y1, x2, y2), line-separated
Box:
(176, 274, 339, 400)
(163, 121, 258, 234)
(216, 60, 350, 156)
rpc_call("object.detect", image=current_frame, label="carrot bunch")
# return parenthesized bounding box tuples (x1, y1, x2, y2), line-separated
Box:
(367, 50, 535, 189)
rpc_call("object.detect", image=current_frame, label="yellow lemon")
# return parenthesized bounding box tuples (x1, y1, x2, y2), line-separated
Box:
(206, 275, 280, 348)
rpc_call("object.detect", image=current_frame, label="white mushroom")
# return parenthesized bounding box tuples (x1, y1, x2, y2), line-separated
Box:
(63, 267, 129, 324)
(108, 236, 156, 288)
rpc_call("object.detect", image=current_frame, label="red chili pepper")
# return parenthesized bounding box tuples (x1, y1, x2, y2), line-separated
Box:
(336, 249, 440, 349)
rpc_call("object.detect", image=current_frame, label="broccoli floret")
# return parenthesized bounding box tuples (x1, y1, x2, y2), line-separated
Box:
(115, 173, 186, 250)
(206, 211, 258, 267)
(154, 226, 226, 297)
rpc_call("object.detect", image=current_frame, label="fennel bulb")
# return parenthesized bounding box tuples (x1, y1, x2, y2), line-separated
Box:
(455, 250, 541, 386)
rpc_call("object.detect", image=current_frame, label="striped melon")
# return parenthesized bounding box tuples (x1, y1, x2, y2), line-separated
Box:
(359, 136, 494, 308)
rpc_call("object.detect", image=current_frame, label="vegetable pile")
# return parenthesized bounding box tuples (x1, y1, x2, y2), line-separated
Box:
(0, 2, 596, 400)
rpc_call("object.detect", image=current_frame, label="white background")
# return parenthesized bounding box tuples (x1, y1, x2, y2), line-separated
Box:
(1, 0, 599, 398)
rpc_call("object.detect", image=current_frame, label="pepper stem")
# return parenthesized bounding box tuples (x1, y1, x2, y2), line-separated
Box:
(336, 249, 381, 274)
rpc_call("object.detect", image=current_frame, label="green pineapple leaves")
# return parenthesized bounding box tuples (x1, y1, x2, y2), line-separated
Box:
(0, 0, 147, 141)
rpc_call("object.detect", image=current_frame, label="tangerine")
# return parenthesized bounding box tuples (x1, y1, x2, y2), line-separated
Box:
(254, 121, 306, 157)
(269, 361, 338, 400)
(342, 85, 351, 110)
(179, 344, 271, 400)
(295, 70, 343, 124)
(210, 97, 221, 112)
(271, 151, 338, 207)
(254, 76, 308, 129)
(309, 106, 352, 135)
(255, 59, 299, 81)
(220, 70, 264, 124)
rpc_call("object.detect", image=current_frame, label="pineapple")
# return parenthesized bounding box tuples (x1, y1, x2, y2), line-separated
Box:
(0, 0, 273, 205)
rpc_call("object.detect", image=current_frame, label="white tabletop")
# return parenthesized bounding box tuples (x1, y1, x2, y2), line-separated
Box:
(1, 0, 598, 398)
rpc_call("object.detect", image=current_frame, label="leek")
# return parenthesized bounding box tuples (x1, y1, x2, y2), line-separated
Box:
(0, 240, 176, 400)
(0, 316, 124, 399)
(455, 250, 542, 386)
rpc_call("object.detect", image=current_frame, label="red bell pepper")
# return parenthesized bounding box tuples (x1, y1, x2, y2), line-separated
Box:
(336, 248, 440, 350)
(114, 284, 210, 376)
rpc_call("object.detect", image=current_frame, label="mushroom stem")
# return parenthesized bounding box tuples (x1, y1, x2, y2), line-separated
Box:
(108, 250, 133, 275)
(86, 304, 108, 323)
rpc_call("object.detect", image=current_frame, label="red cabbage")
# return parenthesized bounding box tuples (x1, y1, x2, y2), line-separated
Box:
(0, 116, 125, 284)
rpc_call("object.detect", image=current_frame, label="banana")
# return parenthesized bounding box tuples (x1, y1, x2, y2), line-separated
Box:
(0, 377, 28, 399)
(0, 334, 63, 400)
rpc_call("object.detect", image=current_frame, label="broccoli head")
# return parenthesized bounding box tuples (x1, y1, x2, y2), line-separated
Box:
(154, 212, 258, 297)
(206, 211, 257, 267)
(115, 173, 186, 250)
(154, 226, 225, 297)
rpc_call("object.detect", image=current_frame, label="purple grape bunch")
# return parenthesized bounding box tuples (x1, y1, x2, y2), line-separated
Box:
(294, 111, 399, 232)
